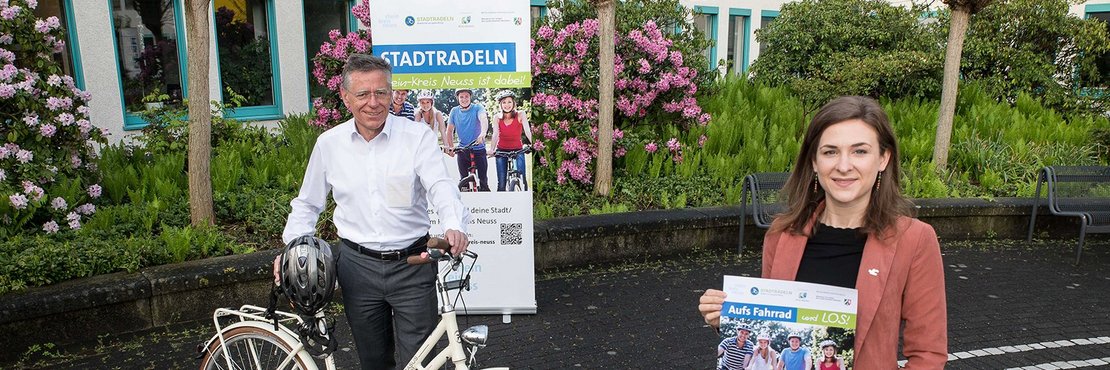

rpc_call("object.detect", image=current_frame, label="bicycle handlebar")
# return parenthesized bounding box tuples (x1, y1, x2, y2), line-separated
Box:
(492, 145, 533, 158)
(406, 237, 455, 265)
(450, 140, 482, 153)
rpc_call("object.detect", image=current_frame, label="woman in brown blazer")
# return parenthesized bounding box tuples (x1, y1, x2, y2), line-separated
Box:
(699, 96, 947, 369)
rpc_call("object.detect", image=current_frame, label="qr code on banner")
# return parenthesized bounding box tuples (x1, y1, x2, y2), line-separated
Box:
(500, 223, 523, 245)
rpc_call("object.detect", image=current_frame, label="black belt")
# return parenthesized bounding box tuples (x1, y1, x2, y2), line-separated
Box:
(340, 234, 429, 261)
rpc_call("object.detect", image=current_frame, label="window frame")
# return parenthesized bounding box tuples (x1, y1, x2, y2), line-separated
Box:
(1081, 3, 1110, 96)
(216, 0, 284, 121)
(728, 8, 752, 74)
(694, 6, 719, 70)
(531, 0, 548, 20)
(109, 0, 189, 131)
(302, 0, 355, 107)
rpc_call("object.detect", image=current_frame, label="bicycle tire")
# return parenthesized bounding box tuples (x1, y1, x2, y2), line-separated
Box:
(199, 325, 311, 370)
(508, 178, 522, 192)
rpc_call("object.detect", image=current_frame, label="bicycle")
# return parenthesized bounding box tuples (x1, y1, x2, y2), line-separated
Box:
(452, 140, 483, 192)
(493, 145, 531, 192)
(196, 238, 505, 370)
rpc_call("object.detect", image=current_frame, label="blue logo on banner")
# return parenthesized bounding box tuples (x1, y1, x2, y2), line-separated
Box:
(721, 302, 798, 322)
(750, 287, 760, 295)
(375, 43, 517, 74)
(405, 16, 415, 26)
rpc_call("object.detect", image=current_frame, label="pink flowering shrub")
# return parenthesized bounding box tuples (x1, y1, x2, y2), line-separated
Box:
(0, 0, 106, 236)
(310, 0, 373, 127)
(531, 0, 713, 186)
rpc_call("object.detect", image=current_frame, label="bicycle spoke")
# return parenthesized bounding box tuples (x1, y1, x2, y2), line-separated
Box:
(203, 326, 307, 370)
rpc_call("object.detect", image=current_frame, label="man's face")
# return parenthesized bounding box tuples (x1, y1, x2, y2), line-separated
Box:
(736, 330, 750, 342)
(392, 89, 409, 105)
(339, 70, 391, 132)
(789, 337, 801, 349)
(457, 91, 472, 107)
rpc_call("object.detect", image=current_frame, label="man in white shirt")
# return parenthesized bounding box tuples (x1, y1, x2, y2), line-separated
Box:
(282, 53, 470, 370)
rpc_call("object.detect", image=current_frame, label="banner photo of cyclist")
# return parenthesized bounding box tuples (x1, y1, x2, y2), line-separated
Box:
(370, 0, 537, 315)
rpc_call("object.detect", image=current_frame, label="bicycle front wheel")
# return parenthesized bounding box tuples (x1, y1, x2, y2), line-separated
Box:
(199, 326, 312, 370)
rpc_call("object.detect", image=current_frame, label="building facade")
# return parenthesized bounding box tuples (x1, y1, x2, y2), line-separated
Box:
(38, 0, 1110, 140)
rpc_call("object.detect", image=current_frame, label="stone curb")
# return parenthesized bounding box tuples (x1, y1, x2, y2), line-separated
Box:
(0, 198, 1083, 360)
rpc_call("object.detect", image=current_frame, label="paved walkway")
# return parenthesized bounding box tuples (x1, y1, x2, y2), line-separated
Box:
(6, 238, 1109, 369)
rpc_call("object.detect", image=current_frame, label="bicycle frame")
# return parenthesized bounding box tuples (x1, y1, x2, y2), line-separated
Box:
(453, 141, 482, 192)
(403, 246, 512, 370)
(201, 238, 503, 370)
(404, 303, 469, 369)
(493, 147, 529, 192)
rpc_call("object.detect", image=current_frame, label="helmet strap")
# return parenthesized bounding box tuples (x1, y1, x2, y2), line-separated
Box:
(265, 284, 282, 331)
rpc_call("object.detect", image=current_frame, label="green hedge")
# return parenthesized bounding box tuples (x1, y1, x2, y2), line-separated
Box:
(0, 114, 321, 295)
(4, 82, 1107, 293)
(534, 77, 1108, 218)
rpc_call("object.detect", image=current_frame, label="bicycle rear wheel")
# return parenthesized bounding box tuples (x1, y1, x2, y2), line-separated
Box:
(199, 326, 311, 370)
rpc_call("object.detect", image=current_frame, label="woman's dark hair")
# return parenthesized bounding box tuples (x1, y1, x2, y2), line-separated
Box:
(770, 96, 913, 237)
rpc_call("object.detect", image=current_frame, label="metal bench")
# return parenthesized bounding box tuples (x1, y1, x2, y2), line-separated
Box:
(738, 172, 789, 255)
(1026, 165, 1110, 264)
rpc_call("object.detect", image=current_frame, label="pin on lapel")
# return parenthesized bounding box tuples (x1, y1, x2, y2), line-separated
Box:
(868, 268, 880, 276)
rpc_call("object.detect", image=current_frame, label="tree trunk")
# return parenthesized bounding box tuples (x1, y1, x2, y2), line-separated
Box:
(933, 8, 970, 173)
(594, 0, 616, 196)
(184, 0, 214, 226)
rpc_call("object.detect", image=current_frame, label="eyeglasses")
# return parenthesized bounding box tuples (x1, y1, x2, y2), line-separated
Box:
(351, 88, 392, 102)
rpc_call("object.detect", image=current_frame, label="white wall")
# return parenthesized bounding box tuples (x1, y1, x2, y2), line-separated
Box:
(74, 1, 126, 141)
(72, 1, 311, 143)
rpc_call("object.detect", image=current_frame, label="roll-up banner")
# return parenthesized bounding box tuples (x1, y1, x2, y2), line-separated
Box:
(371, 0, 537, 315)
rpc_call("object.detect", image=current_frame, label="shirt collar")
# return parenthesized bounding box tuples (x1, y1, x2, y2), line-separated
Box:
(347, 116, 394, 142)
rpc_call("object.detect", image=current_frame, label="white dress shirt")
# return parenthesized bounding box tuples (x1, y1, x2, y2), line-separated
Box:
(282, 115, 470, 251)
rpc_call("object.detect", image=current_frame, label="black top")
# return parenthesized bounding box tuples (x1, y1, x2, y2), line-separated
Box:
(794, 223, 867, 289)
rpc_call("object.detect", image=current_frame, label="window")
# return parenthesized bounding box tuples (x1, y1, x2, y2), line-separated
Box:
(34, 0, 82, 88)
(726, 9, 751, 74)
(758, 10, 779, 57)
(110, 0, 187, 129)
(303, 0, 354, 100)
(693, 6, 719, 69)
(531, 0, 548, 27)
(1083, 6, 1110, 90)
(214, 0, 282, 119)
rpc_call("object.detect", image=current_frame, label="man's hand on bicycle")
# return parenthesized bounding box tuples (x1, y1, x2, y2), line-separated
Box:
(443, 228, 469, 256)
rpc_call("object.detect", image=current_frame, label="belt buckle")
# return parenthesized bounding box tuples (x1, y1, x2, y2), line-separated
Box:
(382, 250, 402, 261)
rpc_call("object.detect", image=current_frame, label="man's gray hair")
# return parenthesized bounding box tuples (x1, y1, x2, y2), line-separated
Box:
(341, 53, 392, 90)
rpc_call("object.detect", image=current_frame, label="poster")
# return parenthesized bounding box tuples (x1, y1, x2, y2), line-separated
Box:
(371, 0, 536, 315)
(717, 276, 858, 370)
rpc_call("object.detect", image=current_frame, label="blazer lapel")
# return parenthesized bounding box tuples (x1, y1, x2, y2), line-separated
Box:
(770, 231, 806, 280)
(853, 226, 898, 351)
(769, 204, 824, 280)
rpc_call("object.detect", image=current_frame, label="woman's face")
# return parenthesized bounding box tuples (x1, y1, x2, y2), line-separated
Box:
(823, 346, 836, 357)
(499, 97, 515, 112)
(758, 339, 769, 348)
(419, 98, 433, 110)
(812, 119, 890, 211)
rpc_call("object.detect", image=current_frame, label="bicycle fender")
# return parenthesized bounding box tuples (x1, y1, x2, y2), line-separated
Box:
(197, 321, 316, 364)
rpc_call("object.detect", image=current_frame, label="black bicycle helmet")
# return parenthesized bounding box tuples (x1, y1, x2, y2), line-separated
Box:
(280, 236, 337, 316)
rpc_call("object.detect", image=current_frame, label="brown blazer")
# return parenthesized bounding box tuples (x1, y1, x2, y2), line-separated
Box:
(762, 207, 948, 370)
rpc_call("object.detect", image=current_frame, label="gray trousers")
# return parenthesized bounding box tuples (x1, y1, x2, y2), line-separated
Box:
(337, 246, 438, 370)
